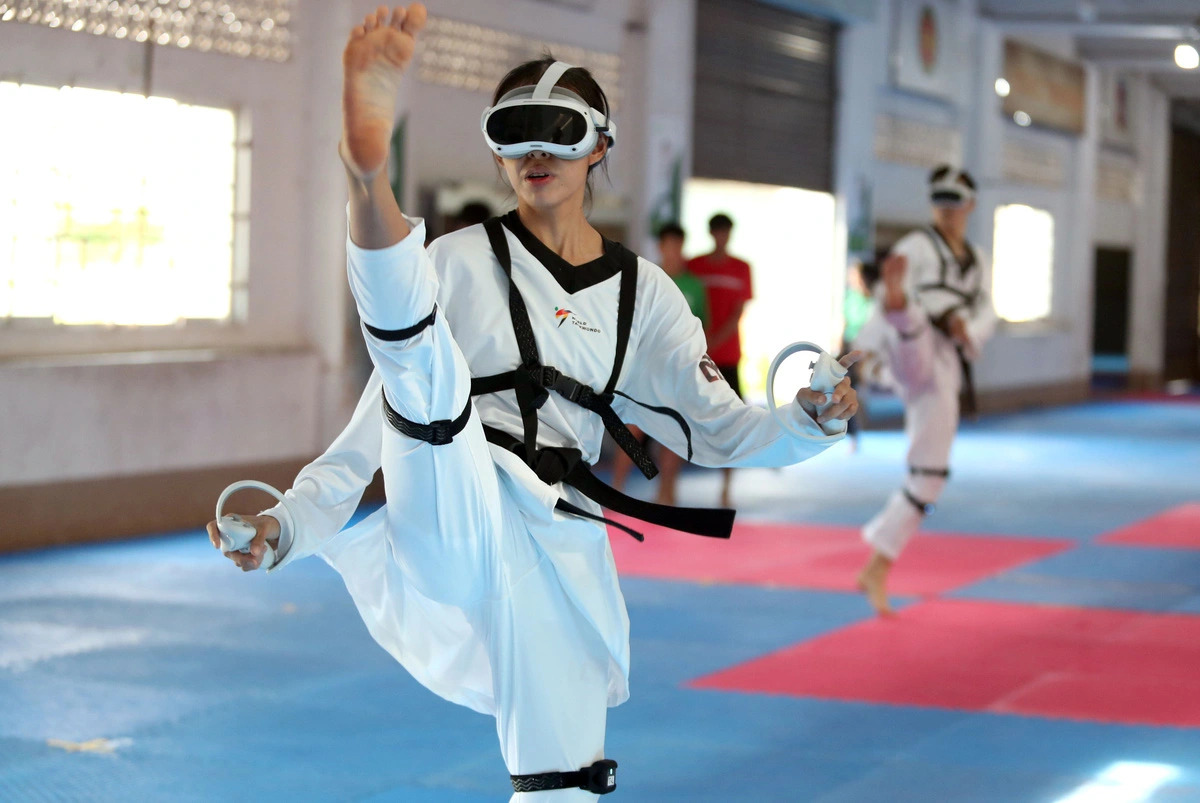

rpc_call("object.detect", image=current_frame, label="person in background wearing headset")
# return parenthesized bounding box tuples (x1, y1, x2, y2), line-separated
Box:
(207, 5, 859, 799)
(854, 165, 997, 617)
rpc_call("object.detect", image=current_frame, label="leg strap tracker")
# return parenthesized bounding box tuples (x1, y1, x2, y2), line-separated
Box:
(381, 391, 472, 446)
(903, 489, 936, 516)
(511, 759, 617, 795)
(909, 465, 950, 478)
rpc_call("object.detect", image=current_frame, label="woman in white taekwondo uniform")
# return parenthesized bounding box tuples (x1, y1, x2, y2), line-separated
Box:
(853, 165, 998, 617)
(206, 5, 858, 799)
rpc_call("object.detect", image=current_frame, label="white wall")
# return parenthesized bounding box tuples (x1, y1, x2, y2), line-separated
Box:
(831, 0, 1172, 393)
(0, 2, 355, 488)
(9, 0, 1174, 496)
(1125, 81, 1171, 380)
(0, 0, 677, 491)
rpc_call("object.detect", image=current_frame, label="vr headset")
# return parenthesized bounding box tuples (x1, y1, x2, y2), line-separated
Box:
(929, 165, 976, 207)
(481, 61, 616, 161)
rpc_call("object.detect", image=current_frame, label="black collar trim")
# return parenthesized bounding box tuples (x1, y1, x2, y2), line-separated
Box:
(930, 225, 977, 277)
(501, 210, 623, 294)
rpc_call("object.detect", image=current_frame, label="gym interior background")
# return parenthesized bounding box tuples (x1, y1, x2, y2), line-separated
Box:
(2, 1, 1199, 801)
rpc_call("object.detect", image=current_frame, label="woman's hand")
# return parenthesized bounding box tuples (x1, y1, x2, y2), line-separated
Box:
(795, 351, 862, 424)
(946, 313, 971, 348)
(205, 514, 281, 572)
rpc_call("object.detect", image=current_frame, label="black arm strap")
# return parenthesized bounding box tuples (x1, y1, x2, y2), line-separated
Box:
(363, 306, 437, 342)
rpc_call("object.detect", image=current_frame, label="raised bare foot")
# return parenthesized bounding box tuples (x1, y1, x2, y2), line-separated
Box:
(341, 4, 427, 181)
(881, 252, 907, 312)
(856, 550, 895, 617)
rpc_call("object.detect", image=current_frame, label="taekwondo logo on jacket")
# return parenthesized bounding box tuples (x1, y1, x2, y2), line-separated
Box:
(553, 306, 601, 334)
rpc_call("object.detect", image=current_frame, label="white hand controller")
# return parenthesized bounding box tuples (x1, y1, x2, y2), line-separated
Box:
(215, 480, 294, 571)
(766, 341, 849, 442)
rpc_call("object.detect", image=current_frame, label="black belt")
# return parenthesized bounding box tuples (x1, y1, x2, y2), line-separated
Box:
(931, 309, 977, 418)
(483, 425, 734, 542)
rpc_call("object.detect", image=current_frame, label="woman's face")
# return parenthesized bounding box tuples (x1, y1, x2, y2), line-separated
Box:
(931, 199, 974, 234)
(495, 137, 607, 213)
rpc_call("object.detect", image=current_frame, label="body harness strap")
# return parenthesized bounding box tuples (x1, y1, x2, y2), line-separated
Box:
(511, 759, 618, 795)
(475, 217, 662, 477)
(917, 227, 981, 418)
(475, 217, 734, 541)
(909, 465, 950, 478)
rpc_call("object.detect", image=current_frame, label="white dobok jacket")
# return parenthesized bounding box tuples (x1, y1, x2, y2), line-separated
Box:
(261, 215, 845, 714)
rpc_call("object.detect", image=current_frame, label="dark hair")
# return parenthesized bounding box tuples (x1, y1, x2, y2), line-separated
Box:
(491, 55, 612, 201)
(929, 164, 977, 191)
(857, 250, 887, 289)
(656, 222, 685, 241)
(457, 201, 493, 226)
(708, 213, 733, 232)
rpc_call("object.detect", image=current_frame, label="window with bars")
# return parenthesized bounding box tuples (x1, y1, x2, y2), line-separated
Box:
(0, 82, 247, 326)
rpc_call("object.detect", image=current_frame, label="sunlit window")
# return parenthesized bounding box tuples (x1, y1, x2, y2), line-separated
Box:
(0, 82, 244, 326)
(992, 203, 1054, 323)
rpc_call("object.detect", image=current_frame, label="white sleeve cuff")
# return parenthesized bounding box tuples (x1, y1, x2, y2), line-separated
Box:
(261, 502, 294, 574)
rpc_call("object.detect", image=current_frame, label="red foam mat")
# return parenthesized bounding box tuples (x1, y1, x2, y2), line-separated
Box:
(689, 599, 1200, 727)
(1097, 504, 1200, 550)
(608, 518, 1070, 596)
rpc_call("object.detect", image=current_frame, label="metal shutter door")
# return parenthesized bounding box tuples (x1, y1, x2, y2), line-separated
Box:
(693, 0, 838, 191)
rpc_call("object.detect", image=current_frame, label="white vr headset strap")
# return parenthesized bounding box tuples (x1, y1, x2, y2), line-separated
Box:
(532, 60, 575, 100)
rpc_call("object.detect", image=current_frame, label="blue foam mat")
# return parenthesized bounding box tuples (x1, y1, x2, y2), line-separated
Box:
(3, 399, 1200, 801)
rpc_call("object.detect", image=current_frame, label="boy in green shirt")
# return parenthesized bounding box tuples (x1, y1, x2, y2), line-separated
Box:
(658, 222, 709, 327)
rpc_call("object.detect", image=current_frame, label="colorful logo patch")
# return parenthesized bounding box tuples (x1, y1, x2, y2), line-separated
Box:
(553, 306, 600, 334)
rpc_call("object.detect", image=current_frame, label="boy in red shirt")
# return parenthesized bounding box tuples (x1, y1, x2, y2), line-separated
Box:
(688, 213, 753, 507)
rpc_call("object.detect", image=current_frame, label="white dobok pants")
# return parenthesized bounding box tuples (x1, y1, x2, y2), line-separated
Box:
(342, 234, 609, 802)
(862, 303, 961, 560)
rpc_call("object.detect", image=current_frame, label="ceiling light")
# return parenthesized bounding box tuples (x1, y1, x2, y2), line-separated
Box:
(1177, 43, 1200, 70)
(995, 78, 1011, 97)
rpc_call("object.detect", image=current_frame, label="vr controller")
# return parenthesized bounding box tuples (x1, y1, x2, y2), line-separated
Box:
(214, 480, 293, 571)
(766, 342, 849, 442)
